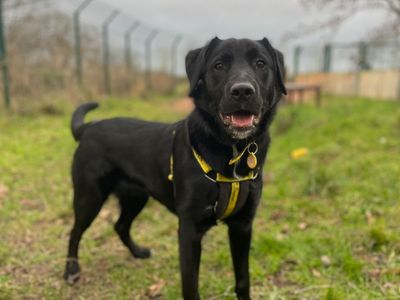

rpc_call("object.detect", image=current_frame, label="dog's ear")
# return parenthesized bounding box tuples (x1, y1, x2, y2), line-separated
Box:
(185, 37, 220, 97)
(259, 38, 287, 95)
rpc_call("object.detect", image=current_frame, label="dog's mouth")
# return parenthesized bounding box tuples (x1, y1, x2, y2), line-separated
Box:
(219, 110, 261, 129)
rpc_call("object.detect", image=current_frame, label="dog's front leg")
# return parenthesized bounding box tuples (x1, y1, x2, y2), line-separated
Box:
(178, 219, 207, 300)
(228, 221, 252, 300)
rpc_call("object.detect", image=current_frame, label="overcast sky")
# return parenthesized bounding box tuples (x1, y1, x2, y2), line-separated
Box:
(62, 0, 389, 73)
(97, 0, 387, 46)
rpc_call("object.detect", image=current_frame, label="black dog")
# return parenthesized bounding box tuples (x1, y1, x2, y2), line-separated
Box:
(64, 37, 286, 299)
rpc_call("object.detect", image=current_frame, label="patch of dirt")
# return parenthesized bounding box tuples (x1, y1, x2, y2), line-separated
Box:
(267, 259, 299, 289)
(20, 198, 45, 211)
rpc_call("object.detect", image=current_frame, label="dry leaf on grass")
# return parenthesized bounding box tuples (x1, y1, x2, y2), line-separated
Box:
(0, 183, 9, 199)
(320, 255, 331, 267)
(147, 279, 166, 298)
(20, 198, 44, 210)
(297, 222, 308, 230)
(367, 268, 382, 279)
(365, 210, 375, 225)
(312, 269, 321, 277)
(99, 208, 112, 219)
(290, 148, 309, 160)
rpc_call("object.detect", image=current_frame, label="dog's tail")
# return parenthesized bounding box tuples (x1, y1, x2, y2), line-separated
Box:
(71, 102, 99, 141)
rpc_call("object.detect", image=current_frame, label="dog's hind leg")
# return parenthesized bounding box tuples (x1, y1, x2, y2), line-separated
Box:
(64, 185, 107, 285)
(114, 194, 151, 259)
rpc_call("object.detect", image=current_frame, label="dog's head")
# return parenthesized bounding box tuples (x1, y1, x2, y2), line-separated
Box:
(186, 37, 286, 140)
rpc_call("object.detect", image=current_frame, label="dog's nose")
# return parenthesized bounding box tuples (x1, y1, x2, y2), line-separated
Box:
(230, 83, 255, 101)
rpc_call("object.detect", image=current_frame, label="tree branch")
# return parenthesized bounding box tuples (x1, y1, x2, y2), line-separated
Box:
(282, 7, 357, 42)
(285, 0, 400, 42)
(384, 0, 400, 16)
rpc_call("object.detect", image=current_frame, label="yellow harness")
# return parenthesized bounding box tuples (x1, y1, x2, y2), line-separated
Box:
(168, 146, 258, 220)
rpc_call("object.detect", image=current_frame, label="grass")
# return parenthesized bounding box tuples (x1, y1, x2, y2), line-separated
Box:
(0, 95, 399, 299)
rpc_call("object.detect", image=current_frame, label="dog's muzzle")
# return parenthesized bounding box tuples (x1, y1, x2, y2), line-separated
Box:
(230, 82, 256, 102)
(218, 81, 262, 139)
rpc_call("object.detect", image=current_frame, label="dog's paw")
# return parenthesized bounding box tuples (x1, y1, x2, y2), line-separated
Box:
(131, 246, 151, 259)
(63, 259, 81, 285)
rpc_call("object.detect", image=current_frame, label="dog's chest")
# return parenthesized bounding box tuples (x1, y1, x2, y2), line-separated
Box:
(213, 180, 250, 220)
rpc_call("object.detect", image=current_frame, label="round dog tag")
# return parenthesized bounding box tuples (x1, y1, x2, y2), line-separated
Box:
(246, 142, 258, 169)
(247, 153, 257, 169)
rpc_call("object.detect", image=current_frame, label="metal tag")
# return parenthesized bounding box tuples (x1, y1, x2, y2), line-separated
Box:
(247, 153, 257, 169)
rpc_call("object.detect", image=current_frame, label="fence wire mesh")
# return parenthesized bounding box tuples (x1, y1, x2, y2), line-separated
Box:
(1, 0, 200, 107)
(292, 40, 400, 75)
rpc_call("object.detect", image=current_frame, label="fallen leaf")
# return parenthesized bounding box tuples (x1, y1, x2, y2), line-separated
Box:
(298, 222, 308, 230)
(312, 269, 321, 277)
(365, 210, 375, 225)
(367, 268, 382, 278)
(20, 198, 43, 210)
(320, 255, 331, 267)
(147, 279, 165, 298)
(290, 148, 309, 160)
(281, 223, 290, 234)
(99, 208, 111, 220)
(383, 282, 394, 289)
(0, 183, 8, 199)
(276, 233, 285, 241)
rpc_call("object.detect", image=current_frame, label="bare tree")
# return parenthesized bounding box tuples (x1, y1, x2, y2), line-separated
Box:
(284, 0, 400, 42)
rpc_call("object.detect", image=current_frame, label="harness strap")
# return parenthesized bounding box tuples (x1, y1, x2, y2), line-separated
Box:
(192, 147, 212, 173)
(215, 181, 250, 220)
(192, 148, 258, 182)
(168, 155, 174, 181)
(168, 129, 176, 181)
(191, 148, 256, 220)
(167, 126, 257, 220)
(220, 182, 240, 219)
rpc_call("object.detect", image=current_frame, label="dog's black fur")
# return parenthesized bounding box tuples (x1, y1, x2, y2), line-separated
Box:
(64, 37, 286, 300)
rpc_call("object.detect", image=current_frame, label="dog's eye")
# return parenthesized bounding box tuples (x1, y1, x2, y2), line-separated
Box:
(214, 62, 224, 71)
(256, 60, 266, 69)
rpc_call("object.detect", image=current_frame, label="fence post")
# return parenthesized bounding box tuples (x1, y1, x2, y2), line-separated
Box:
(0, 0, 10, 109)
(144, 29, 158, 93)
(124, 21, 140, 91)
(397, 67, 400, 100)
(358, 41, 369, 71)
(170, 34, 183, 92)
(102, 10, 119, 95)
(293, 46, 302, 77)
(322, 44, 332, 72)
(73, 0, 94, 87)
(124, 21, 140, 74)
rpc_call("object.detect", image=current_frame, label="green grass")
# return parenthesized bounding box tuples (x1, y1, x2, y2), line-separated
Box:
(0, 95, 399, 299)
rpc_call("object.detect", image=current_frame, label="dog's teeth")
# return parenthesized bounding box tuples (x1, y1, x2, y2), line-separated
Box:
(223, 115, 231, 125)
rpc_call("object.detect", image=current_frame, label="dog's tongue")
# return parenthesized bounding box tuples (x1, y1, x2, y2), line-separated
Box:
(231, 113, 254, 128)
